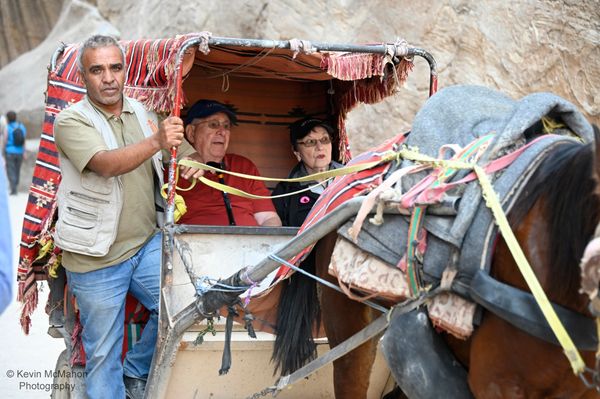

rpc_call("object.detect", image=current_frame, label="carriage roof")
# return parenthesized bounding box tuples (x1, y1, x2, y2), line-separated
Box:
(49, 33, 436, 164)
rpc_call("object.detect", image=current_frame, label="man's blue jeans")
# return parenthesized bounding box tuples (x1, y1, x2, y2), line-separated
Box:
(66, 232, 161, 399)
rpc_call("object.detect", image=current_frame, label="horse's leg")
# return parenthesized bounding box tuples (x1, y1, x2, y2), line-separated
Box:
(316, 232, 379, 399)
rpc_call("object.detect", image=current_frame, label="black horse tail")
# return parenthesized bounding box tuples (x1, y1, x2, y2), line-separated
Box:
(271, 250, 321, 375)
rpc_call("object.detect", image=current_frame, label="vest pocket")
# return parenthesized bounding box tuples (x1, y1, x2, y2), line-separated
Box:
(56, 196, 102, 246)
(68, 190, 110, 204)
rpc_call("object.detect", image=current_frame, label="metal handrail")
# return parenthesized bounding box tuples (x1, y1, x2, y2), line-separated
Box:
(50, 34, 437, 78)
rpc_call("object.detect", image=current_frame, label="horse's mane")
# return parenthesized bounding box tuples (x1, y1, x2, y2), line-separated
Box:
(508, 138, 600, 303)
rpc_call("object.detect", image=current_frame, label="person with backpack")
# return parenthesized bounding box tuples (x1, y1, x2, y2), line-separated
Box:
(4, 110, 26, 195)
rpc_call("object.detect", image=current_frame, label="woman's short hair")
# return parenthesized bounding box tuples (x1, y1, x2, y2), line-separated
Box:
(289, 117, 335, 149)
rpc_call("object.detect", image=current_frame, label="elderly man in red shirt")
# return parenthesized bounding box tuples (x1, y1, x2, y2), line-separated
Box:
(176, 99, 281, 226)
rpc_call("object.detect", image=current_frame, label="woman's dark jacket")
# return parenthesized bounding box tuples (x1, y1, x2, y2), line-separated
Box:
(272, 161, 342, 227)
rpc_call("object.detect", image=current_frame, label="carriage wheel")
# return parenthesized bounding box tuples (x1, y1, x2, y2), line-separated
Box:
(50, 349, 86, 399)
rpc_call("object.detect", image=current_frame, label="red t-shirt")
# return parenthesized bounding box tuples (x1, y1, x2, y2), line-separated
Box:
(175, 154, 276, 226)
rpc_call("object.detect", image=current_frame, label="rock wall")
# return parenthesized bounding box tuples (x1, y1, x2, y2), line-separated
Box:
(0, 0, 63, 68)
(0, 0, 598, 156)
(0, 0, 116, 145)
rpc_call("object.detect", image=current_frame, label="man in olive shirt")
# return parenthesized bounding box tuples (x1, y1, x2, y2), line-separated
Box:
(53, 35, 184, 399)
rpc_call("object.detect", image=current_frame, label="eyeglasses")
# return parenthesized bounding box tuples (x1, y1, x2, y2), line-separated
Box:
(193, 120, 232, 130)
(297, 136, 332, 147)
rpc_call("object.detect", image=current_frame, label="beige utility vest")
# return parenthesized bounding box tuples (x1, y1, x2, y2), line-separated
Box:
(53, 97, 164, 257)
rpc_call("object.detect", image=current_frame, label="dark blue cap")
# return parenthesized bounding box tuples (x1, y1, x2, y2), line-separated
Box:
(289, 117, 334, 144)
(184, 99, 238, 126)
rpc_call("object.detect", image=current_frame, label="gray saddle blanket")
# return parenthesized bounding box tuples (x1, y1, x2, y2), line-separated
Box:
(338, 85, 593, 294)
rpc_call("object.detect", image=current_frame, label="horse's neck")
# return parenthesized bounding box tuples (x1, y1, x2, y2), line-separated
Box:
(499, 141, 598, 312)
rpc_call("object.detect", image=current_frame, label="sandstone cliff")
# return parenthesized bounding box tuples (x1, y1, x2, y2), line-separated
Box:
(0, 0, 62, 68)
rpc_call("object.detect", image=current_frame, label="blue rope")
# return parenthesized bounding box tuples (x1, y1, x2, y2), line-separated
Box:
(268, 254, 388, 313)
(195, 276, 251, 296)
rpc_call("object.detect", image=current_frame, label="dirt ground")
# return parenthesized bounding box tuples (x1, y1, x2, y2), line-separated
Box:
(0, 192, 64, 399)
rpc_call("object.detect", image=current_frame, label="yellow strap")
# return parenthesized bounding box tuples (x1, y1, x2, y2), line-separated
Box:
(48, 253, 62, 279)
(159, 168, 189, 222)
(170, 146, 586, 373)
(177, 153, 397, 184)
(35, 238, 53, 261)
(174, 153, 398, 200)
(398, 146, 586, 375)
(199, 176, 335, 199)
(475, 164, 585, 373)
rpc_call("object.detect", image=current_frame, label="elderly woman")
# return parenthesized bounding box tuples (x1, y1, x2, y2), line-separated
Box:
(272, 117, 343, 227)
(272, 117, 342, 364)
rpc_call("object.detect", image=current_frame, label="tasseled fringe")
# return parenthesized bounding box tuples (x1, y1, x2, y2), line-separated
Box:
(124, 87, 177, 114)
(127, 33, 207, 113)
(70, 317, 85, 367)
(333, 77, 395, 163)
(397, 58, 414, 83)
(18, 280, 38, 335)
(132, 35, 190, 113)
(336, 116, 351, 163)
(322, 53, 386, 81)
(326, 57, 414, 163)
(321, 52, 413, 82)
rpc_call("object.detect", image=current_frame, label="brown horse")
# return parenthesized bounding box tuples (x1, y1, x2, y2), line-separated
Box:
(272, 123, 600, 398)
(454, 128, 600, 398)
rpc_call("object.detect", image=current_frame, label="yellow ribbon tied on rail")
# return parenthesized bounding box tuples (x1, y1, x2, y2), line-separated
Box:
(159, 189, 187, 223)
(160, 183, 188, 223)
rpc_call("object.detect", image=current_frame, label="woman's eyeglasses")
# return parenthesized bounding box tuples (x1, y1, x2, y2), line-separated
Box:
(193, 120, 232, 130)
(297, 136, 332, 147)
